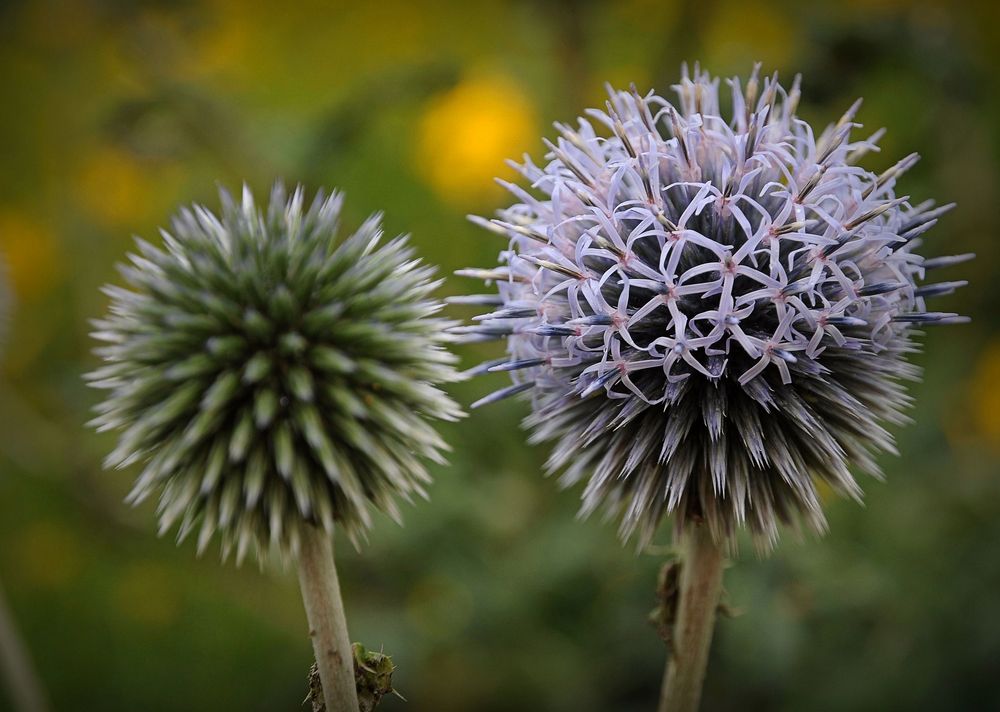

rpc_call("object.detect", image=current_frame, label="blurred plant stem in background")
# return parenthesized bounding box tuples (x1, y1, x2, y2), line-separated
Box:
(0, 575, 48, 712)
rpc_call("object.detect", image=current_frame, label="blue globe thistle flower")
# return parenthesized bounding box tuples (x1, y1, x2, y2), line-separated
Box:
(88, 184, 462, 561)
(456, 65, 970, 550)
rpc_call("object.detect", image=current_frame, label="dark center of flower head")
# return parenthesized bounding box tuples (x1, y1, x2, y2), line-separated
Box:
(457, 65, 971, 550)
(89, 185, 460, 561)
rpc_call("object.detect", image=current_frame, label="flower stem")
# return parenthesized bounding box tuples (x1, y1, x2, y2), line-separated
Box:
(297, 524, 359, 712)
(657, 523, 725, 712)
(0, 575, 48, 712)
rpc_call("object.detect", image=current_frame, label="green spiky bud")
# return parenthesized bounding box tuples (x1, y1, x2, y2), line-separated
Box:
(88, 184, 462, 561)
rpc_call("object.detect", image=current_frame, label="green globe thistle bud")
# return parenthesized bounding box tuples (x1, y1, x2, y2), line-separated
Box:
(88, 184, 462, 561)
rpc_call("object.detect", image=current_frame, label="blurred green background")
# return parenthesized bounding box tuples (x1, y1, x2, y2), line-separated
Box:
(0, 0, 997, 710)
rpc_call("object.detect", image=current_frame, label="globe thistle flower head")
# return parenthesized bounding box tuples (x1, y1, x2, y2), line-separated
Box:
(89, 184, 462, 562)
(457, 64, 970, 551)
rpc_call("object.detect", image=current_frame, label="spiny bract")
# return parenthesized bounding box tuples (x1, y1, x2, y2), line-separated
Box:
(456, 65, 970, 550)
(89, 184, 462, 561)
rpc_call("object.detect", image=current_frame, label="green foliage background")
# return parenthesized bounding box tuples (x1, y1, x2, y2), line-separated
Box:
(0, 1, 997, 710)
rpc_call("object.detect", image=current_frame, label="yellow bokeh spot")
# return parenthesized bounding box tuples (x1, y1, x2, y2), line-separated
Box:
(75, 146, 157, 228)
(113, 562, 181, 628)
(416, 74, 537, 207)
(814, 478, 835, 505)
(703, 0, 798, 72)
(12, 520, 83, 590)
(172, 0, 254, 81)
(843, 0, 948, 10)
(0, 212, 63, 301)
(968, 340, 1000, 448)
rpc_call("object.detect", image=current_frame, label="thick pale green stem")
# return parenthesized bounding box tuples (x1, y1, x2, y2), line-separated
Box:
(657, 524, 725, 712)
(297, 525, 359, 712)
(0, 576, 48, 712)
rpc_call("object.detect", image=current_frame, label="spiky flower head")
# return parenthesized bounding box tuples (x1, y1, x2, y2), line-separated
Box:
(457, 65, 970, 550)
(89, 184, 461, 561)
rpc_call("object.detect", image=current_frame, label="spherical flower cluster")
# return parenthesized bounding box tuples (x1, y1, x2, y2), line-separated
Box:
(457, 65, 970, 549)
(89, 185, 461, 561)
